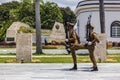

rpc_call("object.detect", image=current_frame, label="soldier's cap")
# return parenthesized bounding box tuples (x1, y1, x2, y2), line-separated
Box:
(90, 25, 94, 29)
(67, 22, 74, 27)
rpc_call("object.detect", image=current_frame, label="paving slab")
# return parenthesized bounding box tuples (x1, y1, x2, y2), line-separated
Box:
(0, 49, 120, 54)
(0, 63, 120, 80)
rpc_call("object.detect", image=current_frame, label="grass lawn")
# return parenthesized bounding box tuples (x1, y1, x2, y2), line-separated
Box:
(0, 46, 120, 50)
(0, 54, 120, 63)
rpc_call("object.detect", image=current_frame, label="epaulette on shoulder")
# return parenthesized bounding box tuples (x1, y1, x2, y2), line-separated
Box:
(91, 32, 96, 34)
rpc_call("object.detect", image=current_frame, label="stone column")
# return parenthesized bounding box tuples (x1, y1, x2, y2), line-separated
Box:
(94, 33, 107, 62)
(16, 33, 32, 62)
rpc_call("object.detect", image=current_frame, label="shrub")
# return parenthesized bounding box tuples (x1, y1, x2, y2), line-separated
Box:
(0, 41, 16, 46)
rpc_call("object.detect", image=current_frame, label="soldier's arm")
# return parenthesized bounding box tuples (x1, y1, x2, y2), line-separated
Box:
(68, 32, 76, 43)
(92, 33, 99, 44)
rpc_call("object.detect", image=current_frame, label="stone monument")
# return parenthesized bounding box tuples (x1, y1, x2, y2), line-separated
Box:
(94, 33, 107, 62)
(16, 33, 32, 62)
(49, 22, 65, 42)
(6, 22, 30, 43)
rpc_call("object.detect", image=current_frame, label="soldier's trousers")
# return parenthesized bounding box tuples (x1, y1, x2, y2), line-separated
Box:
(70, 44, 85, 65)
(51, 41, 97, 67)
(70, 44, 97, 67)
(87, 45, 97, 67)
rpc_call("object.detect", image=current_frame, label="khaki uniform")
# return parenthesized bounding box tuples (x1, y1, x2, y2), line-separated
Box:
(70, 30, 99, 69)
(86, 32, 99, 68)
(68, 29, 80, 45)
(68, 29, 80, 66)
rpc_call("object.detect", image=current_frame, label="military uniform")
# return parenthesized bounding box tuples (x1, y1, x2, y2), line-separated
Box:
(70, 26, 99, 71)
(51, 22, 81, 70)
(66, 22, 80, 70)
(86, 27, 99, 71)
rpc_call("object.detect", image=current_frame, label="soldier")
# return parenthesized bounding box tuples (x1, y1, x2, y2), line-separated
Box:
(50, 22, 82, 70)
(65, 22, 80, 70)
(85, 25, 99, 71)
(70, 25, 99, 71)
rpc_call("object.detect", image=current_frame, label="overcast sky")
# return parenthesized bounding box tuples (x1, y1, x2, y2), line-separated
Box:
(44, 0, 81, 10)
(0, 0, 82, 11)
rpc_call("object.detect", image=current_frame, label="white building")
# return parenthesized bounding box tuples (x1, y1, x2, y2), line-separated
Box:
(75, 0, 120, 43)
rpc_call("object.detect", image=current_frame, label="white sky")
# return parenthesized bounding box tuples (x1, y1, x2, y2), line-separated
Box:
(44, 0, 82, 10)
(0, 0, 83, 11)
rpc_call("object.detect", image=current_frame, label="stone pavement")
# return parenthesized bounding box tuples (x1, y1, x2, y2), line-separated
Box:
(0, 63, 120, 80)
(0, 49, 120, 54)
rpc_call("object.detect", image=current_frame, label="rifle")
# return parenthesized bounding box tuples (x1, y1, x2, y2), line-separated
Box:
(86, 15, 92, 41)
(64, 22, 71, 54)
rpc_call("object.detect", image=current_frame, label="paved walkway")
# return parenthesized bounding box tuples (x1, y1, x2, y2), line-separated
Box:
(0, 63, 120, 80)
(0, 49, 120, 54)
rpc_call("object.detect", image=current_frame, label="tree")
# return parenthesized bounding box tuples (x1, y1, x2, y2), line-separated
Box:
(99, 0, 105, 33)
(0, 1, 20, 41)
(10, 0, 63, 29)
(40, 1, 63, 29)
(35, 0, 42, 54)
(0, 1, 20, 23)
(0, 21, 12, 41)
(60, 7, 76, 24)
(10, 0, 35, 27)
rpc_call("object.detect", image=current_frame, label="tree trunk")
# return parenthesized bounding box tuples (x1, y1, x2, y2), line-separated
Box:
(35, 0, 42, 53)
(99, 0, 105, 33)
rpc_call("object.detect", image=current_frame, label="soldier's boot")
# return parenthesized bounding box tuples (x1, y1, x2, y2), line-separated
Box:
(91, 67, 98, 71)
(69, 64, 77, 70)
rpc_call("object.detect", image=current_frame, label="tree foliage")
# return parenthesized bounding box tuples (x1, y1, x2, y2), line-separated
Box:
(10, 0, 35, 27)
(40, 2, 63, 29)
(0, 1, 20, 22)
(60, 7, 76, 24)
(0, 1, 20, 41)
(0, 0, 76, 41)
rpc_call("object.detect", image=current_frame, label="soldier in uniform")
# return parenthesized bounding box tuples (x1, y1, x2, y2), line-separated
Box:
(85, 25, 99, 71)
(65, 22, 80, 70)
(50, 22, 80, 70)
(70, 25, 99, 71)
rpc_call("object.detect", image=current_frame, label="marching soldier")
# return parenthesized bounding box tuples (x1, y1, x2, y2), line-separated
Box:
(50, 22, 80, 70)
(65, 22, 80, 70)
(85, 25, 99, 71)
(70, 25, 99, 71)
(51, 22, 99, 71)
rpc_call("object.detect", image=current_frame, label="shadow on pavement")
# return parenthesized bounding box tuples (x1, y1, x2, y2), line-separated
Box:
(39, 67, 92, 72)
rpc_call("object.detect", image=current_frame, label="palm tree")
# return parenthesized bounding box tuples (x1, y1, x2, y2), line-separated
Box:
(35, 0, 42, 53)
(99, 0, 105, 33)
(99, 0, 106, 63)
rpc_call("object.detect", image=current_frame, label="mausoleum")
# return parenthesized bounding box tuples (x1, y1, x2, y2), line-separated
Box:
(75, 0, 120, 43)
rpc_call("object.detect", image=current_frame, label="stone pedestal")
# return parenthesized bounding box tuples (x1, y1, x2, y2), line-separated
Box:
(94, 33, 107, 62)
(49, 22, 65, 42)
(16, 33, 32, 62)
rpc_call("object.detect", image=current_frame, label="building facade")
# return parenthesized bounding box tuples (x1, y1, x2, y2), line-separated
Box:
(75, 0, 120, 43)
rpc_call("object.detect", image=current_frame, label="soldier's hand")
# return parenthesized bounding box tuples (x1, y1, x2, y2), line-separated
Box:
(85, 41, 92, 45)
(65, 39, 69, 42)
(85, 41, 89, 44)
(88, 41, 92, 45)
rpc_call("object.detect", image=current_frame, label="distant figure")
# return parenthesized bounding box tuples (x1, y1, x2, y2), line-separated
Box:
(44, 38, 48, 45)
